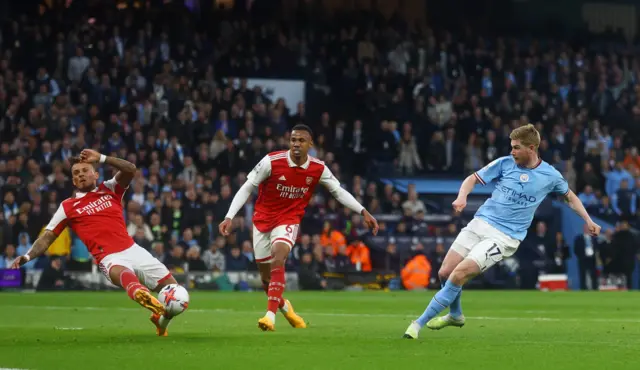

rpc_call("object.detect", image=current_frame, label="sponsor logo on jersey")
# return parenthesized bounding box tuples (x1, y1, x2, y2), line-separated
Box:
(276, 183, 309, 199)
(279, 175, 287, 181)
(496, 184, 537, 205)
(75, 194, 114, 216)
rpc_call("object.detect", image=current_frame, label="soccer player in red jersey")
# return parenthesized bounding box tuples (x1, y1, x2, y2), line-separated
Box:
(11, 149, 178, 336)
(219, 124, 379, 331)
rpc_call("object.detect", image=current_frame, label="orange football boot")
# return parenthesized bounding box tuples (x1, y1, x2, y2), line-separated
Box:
(281, 299, 307, 328)
(258, 315, 276, 332)
(134, 289, 165, 316)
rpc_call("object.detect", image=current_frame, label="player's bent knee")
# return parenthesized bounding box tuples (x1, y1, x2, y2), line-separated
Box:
(438, 269, 451, 282)
(271, 241, 292, 266)
(449, 259, 481, 286)
(107, 265, 131, 287)
(154, 275, 178, 292)
(448, 270, 468, 286)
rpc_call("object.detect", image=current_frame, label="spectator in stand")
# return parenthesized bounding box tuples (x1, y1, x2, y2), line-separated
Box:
(401, 244, 431, 290)
(36, 257, 67, 292)
(226, 246, 249, 272)
(297, 253, 327, 291)
(605, 162, 634, 198)
(578, 185, 599, 211)
(320, 221, 347, 257)
(186, 246, 207, 272)
(546, 232, 571, 274)
(611, 179, 637, 218)
(574, 224, 600, 290)
(346, 238, 372, 272)
(610, 220, 639, 289)
(202, 240, 226, 272)
(402, 185, 426, 216)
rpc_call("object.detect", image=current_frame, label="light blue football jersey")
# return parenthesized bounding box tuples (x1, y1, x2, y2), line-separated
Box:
(473, 156, 569, 241)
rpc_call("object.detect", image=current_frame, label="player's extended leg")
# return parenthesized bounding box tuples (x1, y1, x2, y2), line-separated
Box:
(404, 238, 512, 339)
(403, 258, 478, 339)
(109, 265, 165, 316)
(258, 241, 294, 332)
(429, 248, 467, 330)
(149, 275, 179, 337)
(258, 262, 306, 329)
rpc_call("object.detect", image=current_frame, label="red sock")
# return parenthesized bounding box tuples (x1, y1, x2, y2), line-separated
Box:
(262, 280, 286, 309)
(267, 267, 285, 314)
(119, 269, 149, 300)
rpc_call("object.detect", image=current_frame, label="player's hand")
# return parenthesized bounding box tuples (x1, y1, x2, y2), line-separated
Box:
(79, 149, 102, 164)
(362, 209, 379, 236)
(218, 218, 233, 236)
(10, 256, 30, 269)
(586, 220, 601, 236)
(452, 197, 467, 213)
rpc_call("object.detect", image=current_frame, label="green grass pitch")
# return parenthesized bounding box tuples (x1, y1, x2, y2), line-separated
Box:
(0, 291, 639, 370)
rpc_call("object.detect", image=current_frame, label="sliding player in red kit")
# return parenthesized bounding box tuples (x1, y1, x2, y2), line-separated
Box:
(219, 124, 379, 331)
(11, 149, 178, 336)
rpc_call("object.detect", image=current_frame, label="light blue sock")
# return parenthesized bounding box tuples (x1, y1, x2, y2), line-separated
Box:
(416, 280, 462, 327)
(442, 280, 463, 318)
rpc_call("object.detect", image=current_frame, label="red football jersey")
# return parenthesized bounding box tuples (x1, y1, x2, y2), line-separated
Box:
(45, 177, 134, 263)
(248, 150, 341, 233)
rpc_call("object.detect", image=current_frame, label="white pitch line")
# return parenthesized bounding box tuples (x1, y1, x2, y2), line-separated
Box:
(4, 305, 640, 324)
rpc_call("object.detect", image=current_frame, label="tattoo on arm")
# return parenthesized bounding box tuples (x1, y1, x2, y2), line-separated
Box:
(27, 231, 58, 260)
(104, 156, 136, 174)
(105, 156, 137, 188)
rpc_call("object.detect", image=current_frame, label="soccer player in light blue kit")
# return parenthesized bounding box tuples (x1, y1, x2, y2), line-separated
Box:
(403, 124, 601, 339)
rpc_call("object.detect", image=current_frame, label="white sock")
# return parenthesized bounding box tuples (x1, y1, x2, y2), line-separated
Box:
(159, 314, 172, 329)
(266, 311, 276, 322)
(411, 321, 422, 332)
(279, 300, 289, 313)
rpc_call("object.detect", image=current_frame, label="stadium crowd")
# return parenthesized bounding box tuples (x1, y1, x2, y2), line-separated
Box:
(0, 1, 638, 291)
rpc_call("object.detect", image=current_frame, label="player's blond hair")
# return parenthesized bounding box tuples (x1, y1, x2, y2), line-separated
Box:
(509, 124, 540, 149)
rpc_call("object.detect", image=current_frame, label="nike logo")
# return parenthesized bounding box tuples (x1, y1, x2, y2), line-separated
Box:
(73, 201, 81, 206)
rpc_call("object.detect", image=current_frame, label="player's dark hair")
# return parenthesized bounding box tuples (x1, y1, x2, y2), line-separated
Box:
(291, 124, 313, 137)
(69, 156, 96, 170)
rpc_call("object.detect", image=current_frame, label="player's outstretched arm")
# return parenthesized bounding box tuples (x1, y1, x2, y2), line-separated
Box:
(452, 174, 480, 213)
(219, 155, 271, 236)
(319, 167, 379, 235)
(219, 181, 257, 235)
(80, 149, 137, 188)
(563, 190, 601, 236)
(10, 230, 57, 268)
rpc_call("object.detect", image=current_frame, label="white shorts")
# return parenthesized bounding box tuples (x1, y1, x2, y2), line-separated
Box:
(252, 224, 300, 263)
(98, 244, 172, 290)
(450, 218, 521, 272)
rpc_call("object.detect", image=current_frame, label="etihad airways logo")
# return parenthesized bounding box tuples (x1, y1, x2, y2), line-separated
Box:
(75, 194, 114, 215)
(496, 184, 537, 206)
